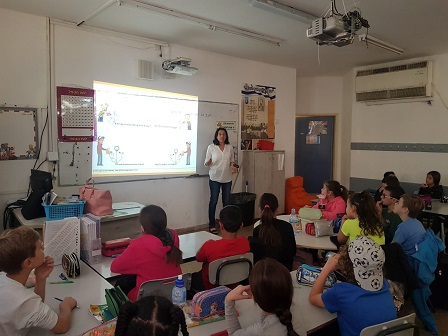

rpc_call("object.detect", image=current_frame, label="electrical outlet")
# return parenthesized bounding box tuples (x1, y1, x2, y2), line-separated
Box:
(47, 151, 59, 162)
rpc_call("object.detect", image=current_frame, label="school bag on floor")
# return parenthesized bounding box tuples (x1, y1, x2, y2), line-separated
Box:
(429, 252, 448, 310)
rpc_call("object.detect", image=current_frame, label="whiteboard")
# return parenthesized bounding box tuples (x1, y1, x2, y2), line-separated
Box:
(58, 100, 239, 185)
(196, 101, 239, 176)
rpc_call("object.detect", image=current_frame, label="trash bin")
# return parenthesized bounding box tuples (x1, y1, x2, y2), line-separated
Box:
(229, 192, 256, 227)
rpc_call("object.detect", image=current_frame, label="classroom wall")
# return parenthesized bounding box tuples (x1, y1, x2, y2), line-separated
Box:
(0, 8, 296, 230)
(296, 76, 352, 187)
(350, 54, 448, 188)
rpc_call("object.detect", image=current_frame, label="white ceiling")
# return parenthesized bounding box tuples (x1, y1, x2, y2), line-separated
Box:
(1, 0, 448, 76)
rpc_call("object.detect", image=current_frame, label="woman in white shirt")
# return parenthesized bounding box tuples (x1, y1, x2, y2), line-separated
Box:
(204, 128, 237, 234)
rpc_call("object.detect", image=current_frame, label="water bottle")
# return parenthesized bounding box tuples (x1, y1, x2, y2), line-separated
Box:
(172, 275, 186, 307)
(289, 208, 299, 233)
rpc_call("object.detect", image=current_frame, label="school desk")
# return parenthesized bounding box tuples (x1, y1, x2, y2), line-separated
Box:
(188, 271, 337, 336)
(422, 200, 448, 245)
(31, 261, 113, 336)
(87, 231, 221, 280)
(254, 215, 338, 251)
(12, 202, 144, 241)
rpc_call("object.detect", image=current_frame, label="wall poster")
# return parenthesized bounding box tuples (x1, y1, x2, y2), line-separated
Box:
(240, 84, 276, 150)
(57, 86, 95, 142)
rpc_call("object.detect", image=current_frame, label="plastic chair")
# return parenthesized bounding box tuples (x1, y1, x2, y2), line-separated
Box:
(136, 273, 192, 300)
(359, 313, 418, 336)
(208, 253, 253, 286)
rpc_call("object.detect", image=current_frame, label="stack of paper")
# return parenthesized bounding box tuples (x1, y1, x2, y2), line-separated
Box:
(44, 217, 80, 266)
(80, 215, 101, 265)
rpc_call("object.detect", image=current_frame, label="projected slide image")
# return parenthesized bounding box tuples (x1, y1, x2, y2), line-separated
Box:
(93, 81, 198, 177)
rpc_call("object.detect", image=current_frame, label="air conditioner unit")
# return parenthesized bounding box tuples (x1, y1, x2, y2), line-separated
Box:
(355, 61, 432, 103)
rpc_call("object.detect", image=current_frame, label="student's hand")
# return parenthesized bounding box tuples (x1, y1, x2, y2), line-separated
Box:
(226, 285, 252, 302)
(341, 215, 348, 224)
(35, 256, 55, 281)
(421, 183, 428, 188)
(376, 200, 383, 214)
(322, 254, 340, 273)
(60, 297, 77, 311)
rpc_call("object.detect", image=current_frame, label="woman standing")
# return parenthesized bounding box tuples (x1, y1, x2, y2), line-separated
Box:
(204, 128, 237, 234)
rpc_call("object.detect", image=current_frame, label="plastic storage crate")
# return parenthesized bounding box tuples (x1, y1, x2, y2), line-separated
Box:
(42, 201, 85, 221)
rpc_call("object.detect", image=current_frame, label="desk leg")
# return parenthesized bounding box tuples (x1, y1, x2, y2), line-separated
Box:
(441, 221, 446, 247)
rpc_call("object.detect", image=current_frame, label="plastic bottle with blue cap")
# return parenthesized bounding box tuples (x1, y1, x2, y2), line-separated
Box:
(172, 275, 186, 307)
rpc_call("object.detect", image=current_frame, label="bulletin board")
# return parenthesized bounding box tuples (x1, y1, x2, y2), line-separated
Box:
(0, 107, 38, 160)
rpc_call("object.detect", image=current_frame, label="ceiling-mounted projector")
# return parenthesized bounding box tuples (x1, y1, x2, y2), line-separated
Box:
(306, 10, 369, 47)
(162, 57, 198, 76)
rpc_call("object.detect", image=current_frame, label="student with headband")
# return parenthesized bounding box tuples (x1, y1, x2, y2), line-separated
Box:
(251, 193, 296, 270)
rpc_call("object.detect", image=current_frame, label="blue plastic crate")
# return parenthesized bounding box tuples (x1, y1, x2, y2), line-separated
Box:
(42, 201, 85, 221)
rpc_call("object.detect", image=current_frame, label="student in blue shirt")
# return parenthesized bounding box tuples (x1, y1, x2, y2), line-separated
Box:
(392, 194, 426, 256)
(309, 237, 396, 336)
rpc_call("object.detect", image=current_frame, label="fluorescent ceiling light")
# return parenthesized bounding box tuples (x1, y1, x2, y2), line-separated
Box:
(119, 0, 282, 46)
(249, 0, 316, 25)
(358, 34, 404, 55)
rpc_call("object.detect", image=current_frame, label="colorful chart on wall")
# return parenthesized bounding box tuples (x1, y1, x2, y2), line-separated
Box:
(57, 86, 95, 142)
(241, 83, 276, 150)
(0, 107, 38, 160)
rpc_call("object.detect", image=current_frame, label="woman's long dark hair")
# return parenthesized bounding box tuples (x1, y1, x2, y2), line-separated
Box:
(349, 191, 384, 237)
(115, 295, 189, 336)
(258, 193, 282, 248)
(212, 127, 230, 145)
(325, 180, 348, 202)
(140, 205, 182, 265)
(249, 259, 299, 336)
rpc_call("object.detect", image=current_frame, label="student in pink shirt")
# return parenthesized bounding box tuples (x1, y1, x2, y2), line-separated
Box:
(313, 180, 348, 220)
(111, 205, 182, 301)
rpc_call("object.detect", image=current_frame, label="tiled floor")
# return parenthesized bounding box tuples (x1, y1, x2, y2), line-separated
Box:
(180, 224, 448, 335)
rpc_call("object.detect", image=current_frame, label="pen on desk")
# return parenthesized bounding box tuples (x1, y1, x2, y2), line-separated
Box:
(49, 281, 74, 284)
(59, 273, 68, 281)
(54, 297, 79, 308)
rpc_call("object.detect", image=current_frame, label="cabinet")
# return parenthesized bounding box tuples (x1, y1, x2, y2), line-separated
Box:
(241, 150, 285, 216)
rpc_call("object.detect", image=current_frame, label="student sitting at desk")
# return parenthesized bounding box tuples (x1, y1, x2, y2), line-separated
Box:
(0, 227, 77, 335)
(195, 205, 250, 290)
(338, 191, 385, 246)
(115, 295, 188, 336)
(225, 259, 299, 336)
(418, 170, 444, 200)
(312, 180, 348, 220)
(309, 237, 396, 336)
(111, 205, 182, 301)
(376, 185, 404, 244)
(251, 193, 296, 271)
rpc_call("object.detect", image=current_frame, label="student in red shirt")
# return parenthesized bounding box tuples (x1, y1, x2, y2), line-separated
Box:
(196, 205, 250, 290)
(110, 205, 182, 301)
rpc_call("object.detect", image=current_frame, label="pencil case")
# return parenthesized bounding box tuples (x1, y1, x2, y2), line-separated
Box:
(102, 246, 128, 257)
(105, 286, 130, 318)
(102, 238, 131, 249)
(296, 264, 336, 288)
(62, 252, 80, 278)
(191, 286, 230, 318)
